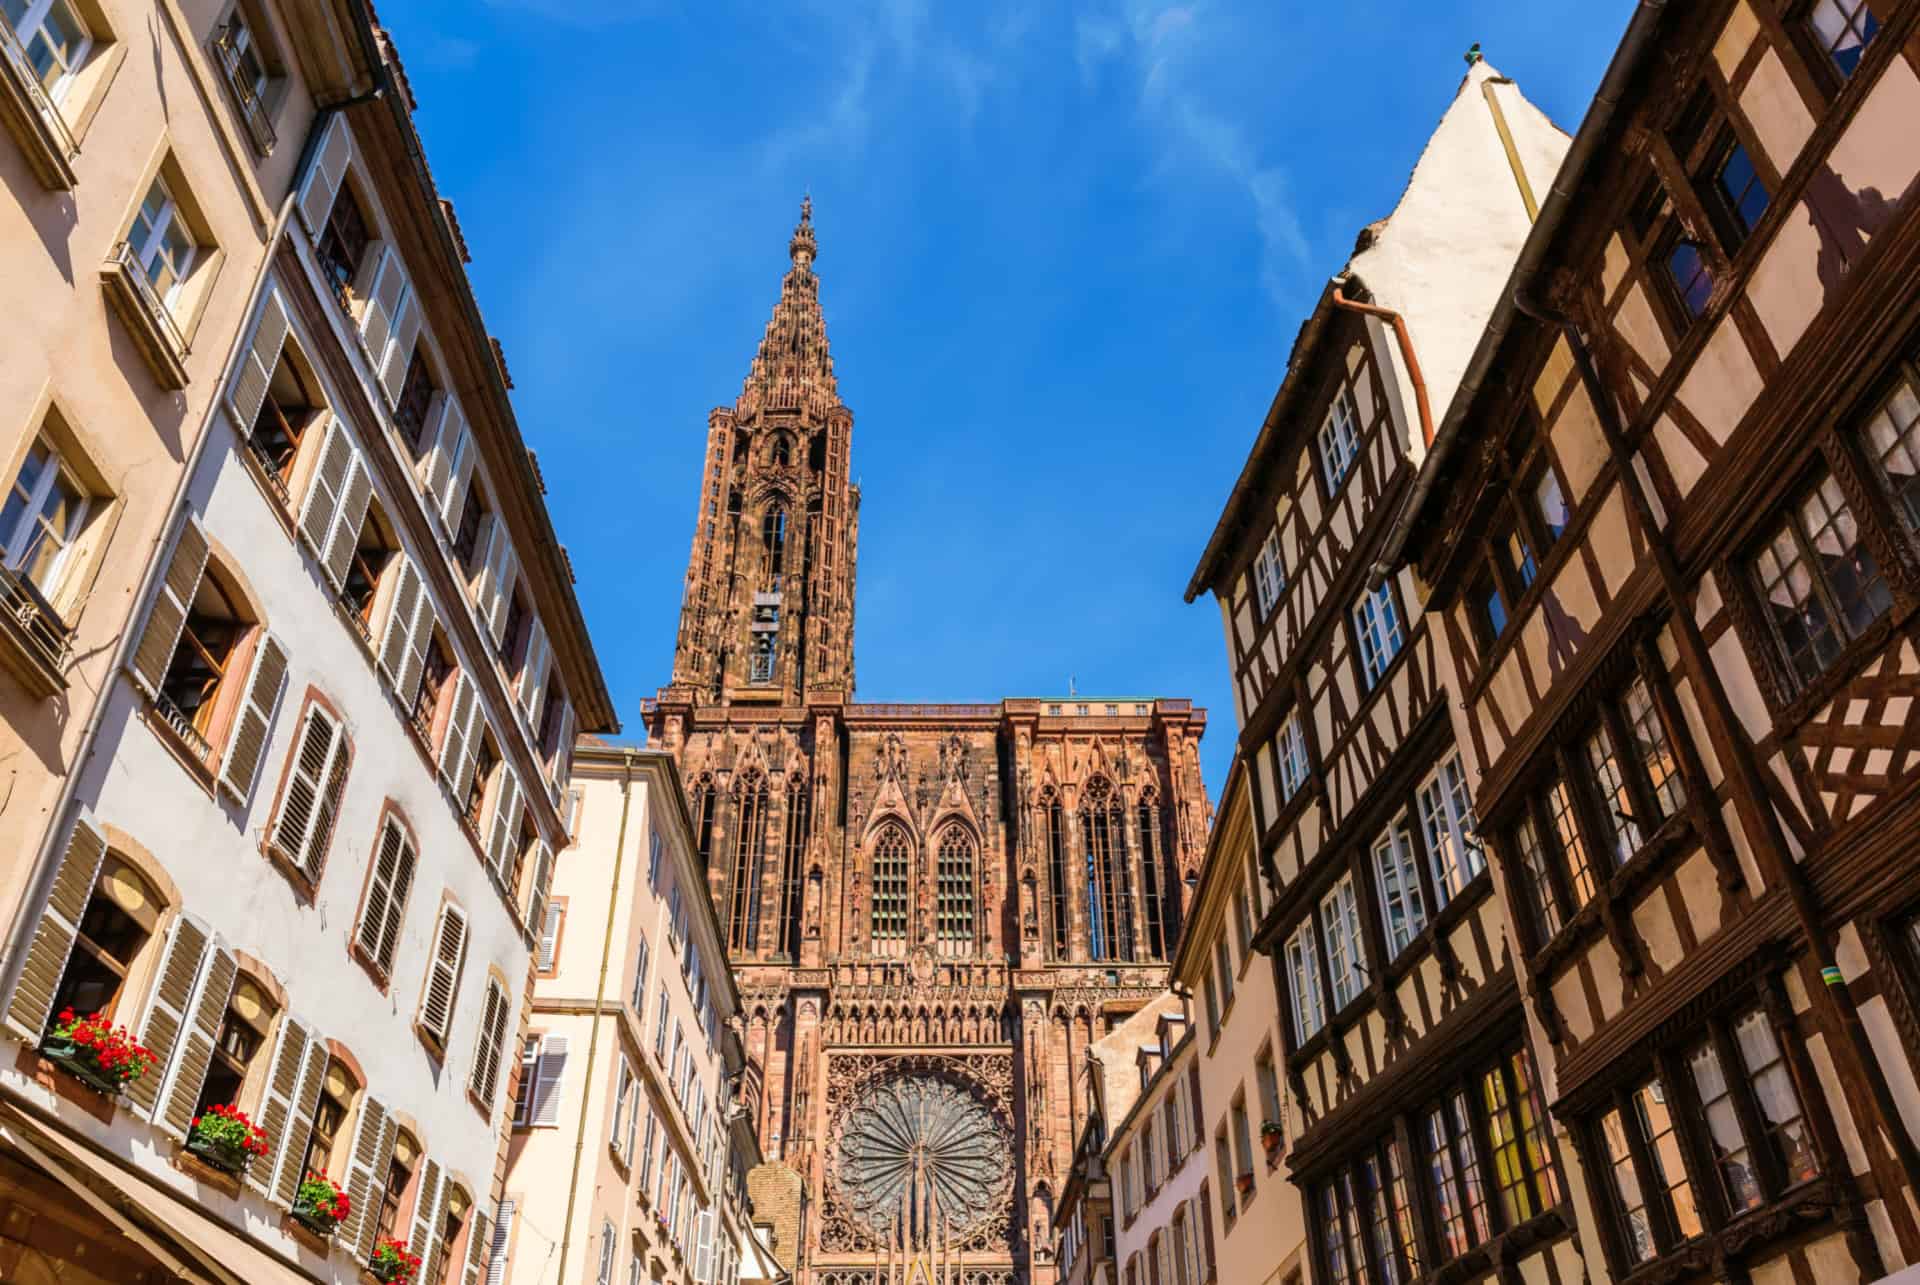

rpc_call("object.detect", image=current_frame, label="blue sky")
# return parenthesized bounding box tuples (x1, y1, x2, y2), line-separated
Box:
(381, 0, 1628, 797)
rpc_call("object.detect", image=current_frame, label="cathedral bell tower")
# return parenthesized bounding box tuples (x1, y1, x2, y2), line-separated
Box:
(668, 198, 860, 708)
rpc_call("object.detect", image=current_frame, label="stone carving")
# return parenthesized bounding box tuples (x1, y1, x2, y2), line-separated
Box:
(828, 1074, 1011, 1248)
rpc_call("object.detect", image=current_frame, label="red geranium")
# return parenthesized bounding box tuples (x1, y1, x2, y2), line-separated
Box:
(50, 1008, 156, 1086)
(295, 1171, 351, 1224)
(369, 1237, 423, 1284)
(189, 1102, 270, 1158)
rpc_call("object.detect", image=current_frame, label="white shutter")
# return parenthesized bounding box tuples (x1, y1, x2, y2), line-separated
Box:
(462, 1207, 493, 1285)
(532, 1035, 567, 1126)
(485, 769, 523, 881)
(380, 284, 423, 406)
(356, 819, 416, 976)
(270, 1034, 331, 1206)
(407, 1157, 447, 1264)
(217, 632, 288, 801)
(437, 672, 475, 789)
(159, 942, 238, 1137)
(359, 246, 407, 360)
(298, 417, 352, 566)
(227, 289, 290, 434)
(296, 113, 350, 235)
(452, 691, 487, 806)
(342, 1097, 396, 1261)
(483, 1200, 514, 1285)
(469, 980, 510, 1105)
(419, 903, 469, 1045)
(247, 1015, 313, 1195)
(3, 808, 106, 1041)
(518, 621, 551, 725)
(269, 705, 348, 875)
(397, 590, 437, 714)
(125, 912, 209, 1117)
(442, 429, 478, 536)
(422, 399, 471, 528)
(523, 840, 554, 935)
(537, 902, 561, 973)
(550, 702, 577, 803)
(694, 1210, 713, 1284)
(377, 556, 423, 689)
(486, 541, 518, 645)
(129, 515, 209, 697)
(321, 449, 373, 590)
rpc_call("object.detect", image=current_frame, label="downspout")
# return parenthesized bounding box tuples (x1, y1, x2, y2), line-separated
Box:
(1515, 290, 1920, 1231)
(557, 748, 637, 1282)
(1331, 288, 1436, 450)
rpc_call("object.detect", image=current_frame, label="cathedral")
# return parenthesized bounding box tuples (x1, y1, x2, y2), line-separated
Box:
(645, 201, 1213, 1285)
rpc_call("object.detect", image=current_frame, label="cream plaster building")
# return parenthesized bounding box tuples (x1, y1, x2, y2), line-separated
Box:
(493, 742, 756, 1285)
(1106, 1005, 1209, 1285)
(0, 0, 616, 1280)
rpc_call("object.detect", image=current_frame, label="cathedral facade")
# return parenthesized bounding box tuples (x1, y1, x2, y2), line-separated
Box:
(645, 203, 1212, 1285)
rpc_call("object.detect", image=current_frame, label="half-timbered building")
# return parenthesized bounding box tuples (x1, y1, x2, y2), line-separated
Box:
(1185, 58, 1582, 1285)
(1388, 2, 1920, 1282)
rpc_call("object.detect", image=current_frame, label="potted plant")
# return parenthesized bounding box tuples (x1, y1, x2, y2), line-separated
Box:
(369, 1238, 422, 1284)
(1234, 1170, 1255, 1198)
(1260, 1120, 1285, 1158)
(40, 1008, 156, 1096)
(186, 1103, 269, 1175)
(291, 1171, 350, 1236)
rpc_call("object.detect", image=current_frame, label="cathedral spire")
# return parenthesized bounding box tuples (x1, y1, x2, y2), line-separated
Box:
(738, 196, 839, 420)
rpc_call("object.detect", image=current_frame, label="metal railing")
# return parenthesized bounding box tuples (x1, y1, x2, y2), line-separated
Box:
(209, 25, 275, 155)
(154, 691, 214, 763)
(0, 562, 73, 675)
(104, 241, 188, 359)
(0, 14, 78, 164)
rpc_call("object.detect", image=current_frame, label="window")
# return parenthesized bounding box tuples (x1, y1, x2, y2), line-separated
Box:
(1213, 937, 1234, 1014)
(596, 1220, 615, 1285)
(128, 177, 198, 311)
(1416, 753, 1482, 907)
(1319, 385, 1360, 494)
(210, 7, 279, 153)
(1214, 1131, 1235, 1220)
(1255, 1051, 1282, 1133)
(301, 1059, 356, 1180)
(1276, 713, 1310, 803)
(42, 852, 158, 1030)
(416, 902, 468, 1046)
(1284, 920, 1325, 1045)
(1533, 464, 1568, 544)
(1707, 133, 1769, 245)
(1866, 370, 1920, 529)
(1139, 794, 1167, 960)
(4, 0, 92, 103)
(1253, 528, 1285, 618)
(1318, 877, 1365, 1010)
(1363, 819, 1425, 961)
(935, 826, 975, 955)
(1082, 778, 1136, 962)
(1352, 583, 1403, 689)
(194, 976, 275, 1118)
(2, 435, 94, 606)
(1230, 1095, 1255, 1191)
(869, 825, 910, 954)
(1481, 1050, 1559, 1226)
(375, 1131, 419, 1242)
(354, 815, 417, 978)
(612, 1057, 639, 1165)
(514, 1033, 566, 1127)
(1599, 1077, 1703, 1265)
(1316, 1174, 1367, 1285)
(1424, 1091, 1490, 1259)
(1760, 471, 1889, 683)
(726, 770, 768, 952)
(1808, 0, 1880, 77)
(1046, 792, 1070, 959)
(777, 778, 810, 957)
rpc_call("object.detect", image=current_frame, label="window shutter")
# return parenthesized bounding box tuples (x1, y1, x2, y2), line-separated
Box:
(296, 113, 350, 234)
(227, 289, 290, 434)
(124, 913, 209, 1116)
(551, 703, 577, 801)
(437, 672, 475, 788)
(518, 622, 551, 725)
(461, 1208, 492, 1285)
(159, 943, 237, 1137)
(469, 979, 510, 1105)
(1188, 1062, 1203, 1147)
(419, 902, 469, 1044)
(217, 631, 288, 801)
(483, 1200, 514, 1285)
(322, 451, 373, 590)
(359, 247, 407, 360)
(3, 809, 106, 1041)
(357, 819, 416, 975)
(377, 556, 422, 688)
(622, 1070, 639, 1163)
(532, 1035, 567, 1126)
(452, 695, 487, 805)
(537, 902, 561, 973)
(486, 540, 518, 645)
(485, 768, 523, 881)
(247, 1014, 313, 1195)
(268, 706, 349, 876)
(270, 1033, 331, 1206)
(397, 591, 437, 713)
(423, 400, 473, 531)
(298, 417, 352, 567)
(523, 840, 554, 935)
(130, 515, 209, 697)
(410, 1159, 448, 1275)
(694, 1210, 713, 1284)
(343, 1097, 396, 1261)
(380, 287, 423, 406)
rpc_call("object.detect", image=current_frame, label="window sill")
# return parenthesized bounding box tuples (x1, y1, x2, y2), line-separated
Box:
(258, 836, 321, 903)
(142, 700, 219, 797)
(467, 1083, 495, 1120)
(0, 24, 79, 189)
(101, 243, 191, 390)
(171, 1145, 244, 1199)
(414, 1019, 448, 1063)
(346, 939, 392, 997)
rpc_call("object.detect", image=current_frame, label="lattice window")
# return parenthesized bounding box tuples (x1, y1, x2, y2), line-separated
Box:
(777, 776, 810, 958)
(1045, 794, 1069, 959)
(726, 772, 768, 952)
(1138, 795, 1166, 959)
(870, 826, 910, 954)
(935, 826, 975, 956)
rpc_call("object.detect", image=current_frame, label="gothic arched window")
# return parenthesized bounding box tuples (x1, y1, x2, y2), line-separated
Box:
(691, 775, 717, 870)
(777, 775, 810, 958)
(935, 827, 976, 957)
(1138, 790, 1166, 959)
(870, 825, 911, 956)
(1045, 792, 1069, 960)
(1081, 779, 1135, 962)
(761, 506, 787, 591)
(727, 771, 770, 952)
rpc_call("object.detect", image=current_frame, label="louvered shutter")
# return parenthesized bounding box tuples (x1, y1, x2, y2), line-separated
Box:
(358, 819, 416, 976)
(437, 672, 474, 789)
(462, 1206, 493, 1285)
(377, 557, 423, 688)
(160, 944, 237, 1137)
(322, 450, 373, 591)
(422, 398, 467, 523)
(379, 285, 422, 406)
(419, 903, 469, 1045)
(518, 622, 551, 726)
(270, 1035, 330, 1206)
(523, 841, 554, 936)
(396, 590, 437, 713)
(442, 426, 478, 536)
(452, 693, 486, 806)
(227, 289, 290, 434)
(3, 809, 106, 1041)
(486, 544, 518, 645)
(483, 1200, 514, 1285)
(126, 913, 209, 1116)
(342, 1097, 396, 1260)
(485, 769, 523, 881)
(407, 1157, 446, 1263)
(550, 702, 577, 805)
(247, 1015, 312, 1194)
(694, 1211, 713, 1284)
(130, 516, 209, 697)
(217, 632, 287, 801)
(359, 247, 407, 360)
(532, 1036, 567, 1126)
(298, 418, 352, 564)
(468, 981, 508, 1104)
(296, 113, 350, 234)
(270, 705, 341, 870)
(537, 903, 561, 972)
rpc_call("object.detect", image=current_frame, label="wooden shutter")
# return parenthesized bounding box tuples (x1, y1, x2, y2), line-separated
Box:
(227, 289, 290, 434)
(518, 622, 551, 726)
(1188, 1062, 1203, 1146)
(419, 903, 469, 1045)
(270, 1034, 330, 1206)
(160, 944, 238, 1137)
(322, 450, 373, 591)
(3, 809, 106, 1041)
(217, 631, 288, 801)
(130, 515, 209, 697)
(359, 247, 407, 360)
(422, 398, 468, 524)
(482, 1200, 514, 1285)
(486, 540, 518, 645)
(537, 902, 561, 972)
(342, 1097, 396, 1260)
(298, 418, 352, 565)
(407, 1158, 447, 1264)
(247, 1015, 312, 1194)
(437, 672, 475, 789)
(462, 1206, 493, 1285)
(379, 286, 423, 406)
(452, 694, 487, 806)
(126, 913, 209, 1116)
(485, 769, 523, 881)
(532, 1035, 567, 1125)
(523, 840, 554, 936)
(377, 557, 423, 688)
(396, 592, 437, 713)
(442, 427, 478, 535)
(296, 113, 350, 234)
(270, 704, 343, 871)
(694, 1211, 713, 1284)
(357, 818, 416, 976)
(468, 980, 509, 1104)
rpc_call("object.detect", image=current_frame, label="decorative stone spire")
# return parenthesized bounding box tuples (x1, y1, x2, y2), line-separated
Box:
(738, 196, 839, 420)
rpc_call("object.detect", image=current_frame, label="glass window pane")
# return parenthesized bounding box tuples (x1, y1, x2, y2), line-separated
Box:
(1687, 1041, 1761, 1213)
(1624, 679, 1686, 820)
(1667, 240, 1713, 318)
(1534, 467, 1568, 542)
(1586, 723, 1643, 866)
(1866, 378, 1920, 529)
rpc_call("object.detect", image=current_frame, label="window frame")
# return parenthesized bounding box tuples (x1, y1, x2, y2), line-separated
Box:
(7, 0, 94, 104)
(1352, 581, 1405, 691)
(1318, 383, 1362, 497)
(1, 433, 93, 604)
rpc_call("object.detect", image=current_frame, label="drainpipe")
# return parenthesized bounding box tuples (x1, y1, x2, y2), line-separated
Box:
(1330, 288, 1436, 451)
(557, 748, 636, 1282)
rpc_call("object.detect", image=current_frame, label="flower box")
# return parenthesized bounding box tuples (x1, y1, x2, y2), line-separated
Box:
(39, 1010, 157, 1097)
(292, 1173, 350, 1237)
(1234, 1172, 1255, 1197)
(186, 1104, 269, 1176)
(186, 1132, 255, 1175)
(369, 1238, 422, 1284)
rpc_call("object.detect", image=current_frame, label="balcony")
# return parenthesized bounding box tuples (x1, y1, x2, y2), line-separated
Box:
(0, 13, 79, 189)
(208, 25, 273, 156)
(100, 241, 190, 389)
(0, 563, 72, 698)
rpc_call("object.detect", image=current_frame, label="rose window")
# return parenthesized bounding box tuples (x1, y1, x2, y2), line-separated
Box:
(830, 1074, 1012, 1249)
